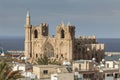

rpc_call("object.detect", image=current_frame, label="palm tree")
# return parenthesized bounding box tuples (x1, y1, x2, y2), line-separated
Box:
(35, 54, 49, 65)
(0, 60, 24, 80)
(49, 58, 61, 65)
(35, 54, 61, 65)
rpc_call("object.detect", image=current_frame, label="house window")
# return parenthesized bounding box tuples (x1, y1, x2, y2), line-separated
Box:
(107, 63, 109, 68)
(43, 70, 48, 74)
(79, 64, 81, 70)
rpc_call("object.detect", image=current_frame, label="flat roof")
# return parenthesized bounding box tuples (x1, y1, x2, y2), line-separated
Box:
(33, 65, 65, 68)
(73, 60, 92, 63)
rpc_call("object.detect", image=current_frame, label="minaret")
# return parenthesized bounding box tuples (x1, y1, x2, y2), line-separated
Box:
(26, 10, 30, 26)
(24, 10, 32, 58)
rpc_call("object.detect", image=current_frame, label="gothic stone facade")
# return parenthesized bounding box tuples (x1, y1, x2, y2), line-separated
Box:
(25, 11, 104, 62)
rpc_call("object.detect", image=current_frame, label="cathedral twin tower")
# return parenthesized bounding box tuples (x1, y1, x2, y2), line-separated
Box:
(24, 11, 104, 62)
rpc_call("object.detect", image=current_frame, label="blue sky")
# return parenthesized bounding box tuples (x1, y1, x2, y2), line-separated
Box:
(0, 0, 120, 38)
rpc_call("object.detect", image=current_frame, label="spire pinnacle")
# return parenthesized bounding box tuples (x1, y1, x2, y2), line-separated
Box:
(61, 21, 65, 27)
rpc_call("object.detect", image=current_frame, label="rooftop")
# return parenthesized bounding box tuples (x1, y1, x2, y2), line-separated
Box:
(105, 55, 120, 61)
(33, 65, 65, 68)
(73, 60, 93, 63)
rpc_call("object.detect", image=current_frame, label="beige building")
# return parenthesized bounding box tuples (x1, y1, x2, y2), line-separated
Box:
(24, 11, 104, 62)
(33, 65, 68, 79)
(73, 60, 99, 80)
(72, 60, 96, 71)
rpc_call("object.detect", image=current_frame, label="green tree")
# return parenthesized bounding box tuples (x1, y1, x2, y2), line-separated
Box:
(35, 55, 61, 65)
(35, 54, 49, 65)
(0, 61, 24, 80)
(49, 58, 61, 65)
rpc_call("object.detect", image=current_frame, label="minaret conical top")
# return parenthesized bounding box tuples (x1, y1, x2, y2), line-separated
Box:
(26, 10, 31, 25)
(26, 10, 30, 17)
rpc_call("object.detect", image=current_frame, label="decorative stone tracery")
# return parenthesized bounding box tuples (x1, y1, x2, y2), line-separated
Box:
(43, 42, 54, 58)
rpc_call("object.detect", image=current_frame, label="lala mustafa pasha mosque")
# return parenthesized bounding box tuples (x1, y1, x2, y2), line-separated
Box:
(24, 11, 105, 63)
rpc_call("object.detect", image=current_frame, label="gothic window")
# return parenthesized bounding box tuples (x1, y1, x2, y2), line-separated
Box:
(78, 48, 81, 52)
(34, 30, 38, 38)
(61, 54, 63, 58)
(43, 42, 54, 58)
(56, 54, 58, 58)
(36, 54, 38, 58)
(61, 29, 65, 38)
(30, 53, 32, 57)
(77, 43, 80, 45)
(74, 45, 77, 49)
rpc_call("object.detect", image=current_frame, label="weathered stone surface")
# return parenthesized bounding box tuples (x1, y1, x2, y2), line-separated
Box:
(24, 12, 104, 62)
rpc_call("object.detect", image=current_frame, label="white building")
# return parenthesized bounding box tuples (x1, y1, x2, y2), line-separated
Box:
(72, 60, 97, 71)
(13, 63, 32, 72)
(105, 61, 118, 68)
(21, 72, 36, 79)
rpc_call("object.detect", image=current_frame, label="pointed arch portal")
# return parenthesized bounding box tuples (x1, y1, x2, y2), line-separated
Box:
(43, 42, 54, 58)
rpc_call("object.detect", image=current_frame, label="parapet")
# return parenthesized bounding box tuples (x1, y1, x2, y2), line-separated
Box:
(39, 23, 48, 27)
(90, 44, 104, 50)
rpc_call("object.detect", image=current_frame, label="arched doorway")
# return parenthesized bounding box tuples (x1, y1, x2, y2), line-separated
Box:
(43, 42, 54, 58)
